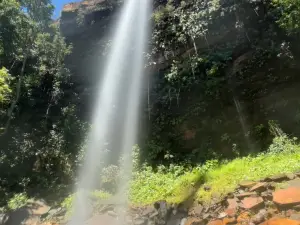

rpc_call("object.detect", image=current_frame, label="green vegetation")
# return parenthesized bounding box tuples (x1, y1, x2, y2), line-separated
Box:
(2, 0, 300, 214)
(7, 193, 29, 210)
(129, 136, 300, 205)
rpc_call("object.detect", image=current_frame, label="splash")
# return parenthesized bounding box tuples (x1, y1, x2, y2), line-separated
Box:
(69, 0, 151, 224)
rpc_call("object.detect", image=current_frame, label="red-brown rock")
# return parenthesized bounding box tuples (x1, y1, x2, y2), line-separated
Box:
(223, 217, 236, 224)
(250, 182, 267, 192)
(227, 198, 239, 209)
(224, 208, 236, 217)
(207, 220, 223, 225)
(241, 197, 264, 209)
(261, 218, 300, 225)
(273, 187, 300, 206)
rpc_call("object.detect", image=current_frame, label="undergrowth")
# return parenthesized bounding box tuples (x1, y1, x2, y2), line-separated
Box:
(54, 135, 300, 209)
(130, 135, 300, 205)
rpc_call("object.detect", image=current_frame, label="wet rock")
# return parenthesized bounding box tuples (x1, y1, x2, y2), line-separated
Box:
(239, 181, 257, 189)
(250, 182, 267, 192)
(236, 192, 257, 199)
(273, 187, 300, 206)
(107, 210, 118, 217)
(0, 214, 8, 225)
(86, 214, 118, 225)
(134, 218, 147, 225)
(261, 218, 300, 225)
(241, 197, 264, 210)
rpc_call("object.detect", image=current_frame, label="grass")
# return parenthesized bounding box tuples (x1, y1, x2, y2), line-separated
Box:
(39, 135, 300, 210)
(130, 135, 300, 205)
(129, 165, 205, 205)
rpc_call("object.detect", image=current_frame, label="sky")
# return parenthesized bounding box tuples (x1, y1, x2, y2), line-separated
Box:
(52, 0, 81, 19)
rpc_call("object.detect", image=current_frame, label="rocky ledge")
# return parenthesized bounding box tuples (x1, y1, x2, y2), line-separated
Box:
(4, 172, 300, 225)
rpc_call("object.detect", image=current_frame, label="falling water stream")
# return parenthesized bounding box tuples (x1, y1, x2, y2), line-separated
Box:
(69, 0, 151, 224)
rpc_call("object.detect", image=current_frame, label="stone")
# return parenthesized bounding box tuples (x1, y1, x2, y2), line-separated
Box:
(227, 198, 238, 209)
(267, 174, 288, 182)
(287, 173, 296, 180)
(86, 214, 118, 225)
(261, 191, 273, 200)
(236, 192, 257, 199)
(239, 181, 257, 188)
(207, 220, 223, 225)
(241, 197, 264, 209)
(290, 213, 300, 220)
(142, 207, 155, 216)
(237, 212, 251, 223)
(222, 217, 236, 225)
(184, 218, 205, 225)
(224, 198, 238, 217)
(273, 187, 300, 206)
(203, 213, 211, 219)
(134, 218, 147, 225)
(250, 182, 267, 192)
(224, 208, 236, 217)
(261, 218, 300, 225)
(251, 213, 265, 224)
(218, 212, 227, 219)
(181, 218, 187, 225)
(107, 210, 118, 217)
(149, 211, 159, 218)
(188, 205, 203, 216)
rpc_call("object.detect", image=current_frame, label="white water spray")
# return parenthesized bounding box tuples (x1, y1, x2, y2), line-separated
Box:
(69, 0, 151, 224)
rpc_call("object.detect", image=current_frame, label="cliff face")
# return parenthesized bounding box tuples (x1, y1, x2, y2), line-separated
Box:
(60, 0, 300, 163)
